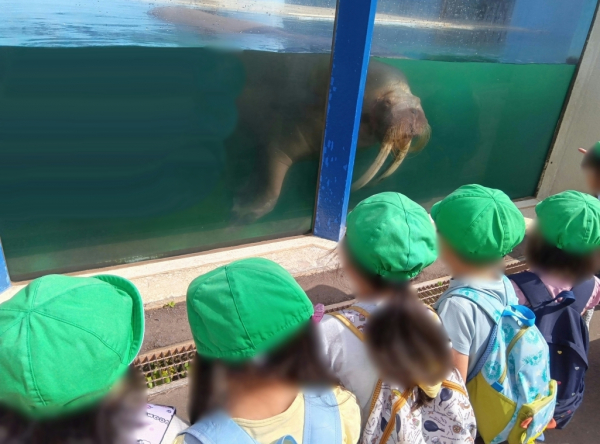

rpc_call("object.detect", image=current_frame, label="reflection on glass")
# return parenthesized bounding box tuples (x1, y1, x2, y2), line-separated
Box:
(350, 0, 597, 212)
(0, 0, 343, 280)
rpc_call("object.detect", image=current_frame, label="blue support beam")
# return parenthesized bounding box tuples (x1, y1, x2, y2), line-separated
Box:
(313, 0, 379, 241)
(0, 241, 10, 294)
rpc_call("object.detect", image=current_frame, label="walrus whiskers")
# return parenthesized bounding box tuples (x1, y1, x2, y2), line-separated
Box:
(408, 124, 431, 154)
(373, 124, 431, 184)
(351, 139, 394, 191)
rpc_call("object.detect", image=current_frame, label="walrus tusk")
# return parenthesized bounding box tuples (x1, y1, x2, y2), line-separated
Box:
(351, 140, 393, 191)
(373, 139, 412, 184)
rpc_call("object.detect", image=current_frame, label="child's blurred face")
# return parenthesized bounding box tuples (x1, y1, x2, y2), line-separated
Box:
(438, 235, 503, 278)
(339, 249, 378, 300)
(583, 166, 600, 194)
(438, 236, 466, 275)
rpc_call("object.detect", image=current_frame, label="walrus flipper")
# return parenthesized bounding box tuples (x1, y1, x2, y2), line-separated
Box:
(231, 146, 294, 223)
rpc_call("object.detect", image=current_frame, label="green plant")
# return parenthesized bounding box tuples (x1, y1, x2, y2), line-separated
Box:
(141, 352, 195, 389)
(163, 301, 176, 309)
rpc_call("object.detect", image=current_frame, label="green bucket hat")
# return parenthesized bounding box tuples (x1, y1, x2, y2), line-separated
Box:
(0, 274, 144, 419)
(535, 190, 600, 253)
(187, 258, 313, 362)
(431, 184, 525, 262)
(345, 192, 437, 281)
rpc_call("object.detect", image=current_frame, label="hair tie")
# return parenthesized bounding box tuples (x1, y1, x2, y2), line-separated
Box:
(312, 304, 325, 323)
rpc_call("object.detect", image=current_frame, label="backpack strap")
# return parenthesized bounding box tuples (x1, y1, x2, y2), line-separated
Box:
(466, 324, 498, 383)
(329, 306, 383, 419)
(570, 277, 596, 314)
(379, 387, 413, 444)
(328, 305, 371, 341)
(302, 390, 342, 444)
(179, 391, 341, 444)
(511, 272, 595, 314)
(179, 411, 258, 444)
(448, 282, 537, 384)
(510, 271, 555, 307)
(444, 286, 505, 324)
(348, 305, 372, 319)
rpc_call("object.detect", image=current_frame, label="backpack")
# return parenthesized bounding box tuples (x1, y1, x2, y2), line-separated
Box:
(446, 279, 557, 444)
(510, 271, 594, 429)
(330, 304, 477, 444)
(178, 389, 341, 444)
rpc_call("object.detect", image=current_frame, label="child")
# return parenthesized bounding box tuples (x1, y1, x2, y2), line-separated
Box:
(510, 190, 600, 428)
(432, 184, 555, 444)
(176, 258, 360, 444)
(0, 274, 148, 443)
(579, 141, 600, 198)
(320, 192, 476, 444)
(431, 184, 526, 381)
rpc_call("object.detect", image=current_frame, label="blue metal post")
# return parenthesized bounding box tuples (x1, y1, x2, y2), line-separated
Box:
(313, 0, 379, 241)
(0, 241, 10, 294)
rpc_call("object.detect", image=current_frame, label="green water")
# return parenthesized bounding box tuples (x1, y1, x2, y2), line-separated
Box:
(0, 47, 575, 280)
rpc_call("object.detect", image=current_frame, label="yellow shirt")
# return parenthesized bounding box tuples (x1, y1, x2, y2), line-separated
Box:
(174, 386, 360, 444)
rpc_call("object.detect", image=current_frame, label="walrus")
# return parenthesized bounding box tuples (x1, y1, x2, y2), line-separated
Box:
(151, 7, 430, 222)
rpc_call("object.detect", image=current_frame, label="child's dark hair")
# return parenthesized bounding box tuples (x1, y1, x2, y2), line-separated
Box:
(340, 238, 453, 408)
(581, 149, 600, 176)
(365, 287, 453, 409)
(525, 231, 597, 281)
(0, 367, 144, 444)
(188, 322, 339, 423)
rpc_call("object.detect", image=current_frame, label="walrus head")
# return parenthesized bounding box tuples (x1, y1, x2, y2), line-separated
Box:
(353, 63, 430, 191)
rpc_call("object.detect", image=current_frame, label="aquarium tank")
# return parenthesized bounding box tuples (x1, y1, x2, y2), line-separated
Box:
(0, 0, 597, 279)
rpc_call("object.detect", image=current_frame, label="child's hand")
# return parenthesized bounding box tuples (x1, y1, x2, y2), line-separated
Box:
(579, 147, 588, 154)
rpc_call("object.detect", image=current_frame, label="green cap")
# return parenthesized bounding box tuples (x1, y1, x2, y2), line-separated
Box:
(535, 190, 600, 253)
(431, 184, 525, 262)
(0, 274, 144, 419)
(590, 141, 600, 157)
(187, 258, 313, 362)
(345, 192, 437, 281)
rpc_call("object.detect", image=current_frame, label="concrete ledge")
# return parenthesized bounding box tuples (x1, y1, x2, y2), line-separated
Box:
(514, 198, 539, 227)
(0, 235, 338, 306)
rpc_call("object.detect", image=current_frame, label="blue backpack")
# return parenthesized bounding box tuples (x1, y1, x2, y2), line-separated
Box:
(446, 278, 556, 444)
(510, 271, 594, 429)
(178, 389, 341, 444)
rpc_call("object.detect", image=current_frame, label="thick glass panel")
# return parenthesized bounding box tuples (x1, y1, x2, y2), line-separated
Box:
(349, 0, 597, 210)
(0, 0, 336, 280)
